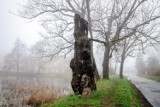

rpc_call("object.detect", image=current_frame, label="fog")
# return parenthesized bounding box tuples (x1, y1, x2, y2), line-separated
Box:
(0, 0, 159, 75)
(0, 1, 73, 106)
(0, 0, 41, 54)
(0, 0, 160, 106)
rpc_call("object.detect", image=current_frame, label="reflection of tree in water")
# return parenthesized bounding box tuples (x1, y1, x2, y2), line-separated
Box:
(0, 76, 72, 107)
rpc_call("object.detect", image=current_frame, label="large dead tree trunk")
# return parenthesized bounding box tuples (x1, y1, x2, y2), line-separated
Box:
(70, 14, 96, 96)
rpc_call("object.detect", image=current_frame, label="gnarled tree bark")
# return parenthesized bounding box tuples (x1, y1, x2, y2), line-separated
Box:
(70, 14, 96, 96)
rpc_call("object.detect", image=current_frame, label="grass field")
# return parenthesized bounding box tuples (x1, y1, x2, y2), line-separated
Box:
(42, 77, 143, 107)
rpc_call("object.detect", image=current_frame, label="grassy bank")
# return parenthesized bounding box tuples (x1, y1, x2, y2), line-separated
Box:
(43, 77, 143, 107)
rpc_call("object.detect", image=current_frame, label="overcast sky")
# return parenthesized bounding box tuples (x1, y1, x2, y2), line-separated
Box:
(0, 0, 42, 55)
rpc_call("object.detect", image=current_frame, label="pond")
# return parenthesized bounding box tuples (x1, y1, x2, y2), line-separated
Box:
(0, 74, 73, 107)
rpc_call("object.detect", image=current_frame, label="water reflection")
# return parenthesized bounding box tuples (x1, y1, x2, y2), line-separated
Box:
(0, 75, 72, 107)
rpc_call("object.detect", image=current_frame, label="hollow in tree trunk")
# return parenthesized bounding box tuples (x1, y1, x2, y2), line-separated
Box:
(70, 14, 96, 96)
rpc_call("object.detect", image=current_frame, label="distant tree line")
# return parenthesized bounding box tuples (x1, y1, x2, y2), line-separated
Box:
(2, 38, 71, 75)
(3, 38, 43, 74)
(136, 53, 160, 76)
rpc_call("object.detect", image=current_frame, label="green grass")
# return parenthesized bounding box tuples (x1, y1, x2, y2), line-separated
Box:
(42, 77, 143, 107)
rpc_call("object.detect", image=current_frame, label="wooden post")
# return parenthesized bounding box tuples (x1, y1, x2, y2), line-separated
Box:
(70, 14, 96, 96)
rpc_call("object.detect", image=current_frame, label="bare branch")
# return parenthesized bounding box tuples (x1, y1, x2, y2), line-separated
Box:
(89, 38, 106, 46)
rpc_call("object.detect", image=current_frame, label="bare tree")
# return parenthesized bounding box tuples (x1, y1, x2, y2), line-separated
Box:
(14, 38, 28, 73)
(70, 14, 96, 95)
(118, 29, 155, 78)
(3, 38, 27, 73)
(18, 0, 88, 58)
(118, 36, 139, 78)
(19, 0, 160, 80)
(112, 55, 119, 75)
(3, 53, 15, 72)
(90, 0, 160, 79)
(86, 0, 100, 80)
(19, 0, 100, 79)
(30, 40, 49, 74)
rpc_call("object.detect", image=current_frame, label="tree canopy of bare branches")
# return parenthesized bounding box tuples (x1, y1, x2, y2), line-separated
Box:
(19, 0, 160, 79)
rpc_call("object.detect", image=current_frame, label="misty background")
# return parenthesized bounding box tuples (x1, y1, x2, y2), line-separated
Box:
(0, 0, 160, 78)
(0, 0, 41, 54)
(0, 0, 160, 106)
(0, 0, 139, 76)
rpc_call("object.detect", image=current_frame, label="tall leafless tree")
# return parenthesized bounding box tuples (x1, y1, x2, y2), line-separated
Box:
(19, 0, 100, 79)
(118, 36, 140, 78)
(19, 0, 160, 80)
(90, 0, 160, 79)
(3, 38, 27, 73)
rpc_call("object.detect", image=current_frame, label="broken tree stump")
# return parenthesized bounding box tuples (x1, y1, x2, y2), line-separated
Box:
(70, 14, 96, 96)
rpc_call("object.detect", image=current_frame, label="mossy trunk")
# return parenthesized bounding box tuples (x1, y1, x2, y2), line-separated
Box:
(70, 14, 96, 96)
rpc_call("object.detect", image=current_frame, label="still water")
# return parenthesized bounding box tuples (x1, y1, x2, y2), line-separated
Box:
(0, 74, 73, 107)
